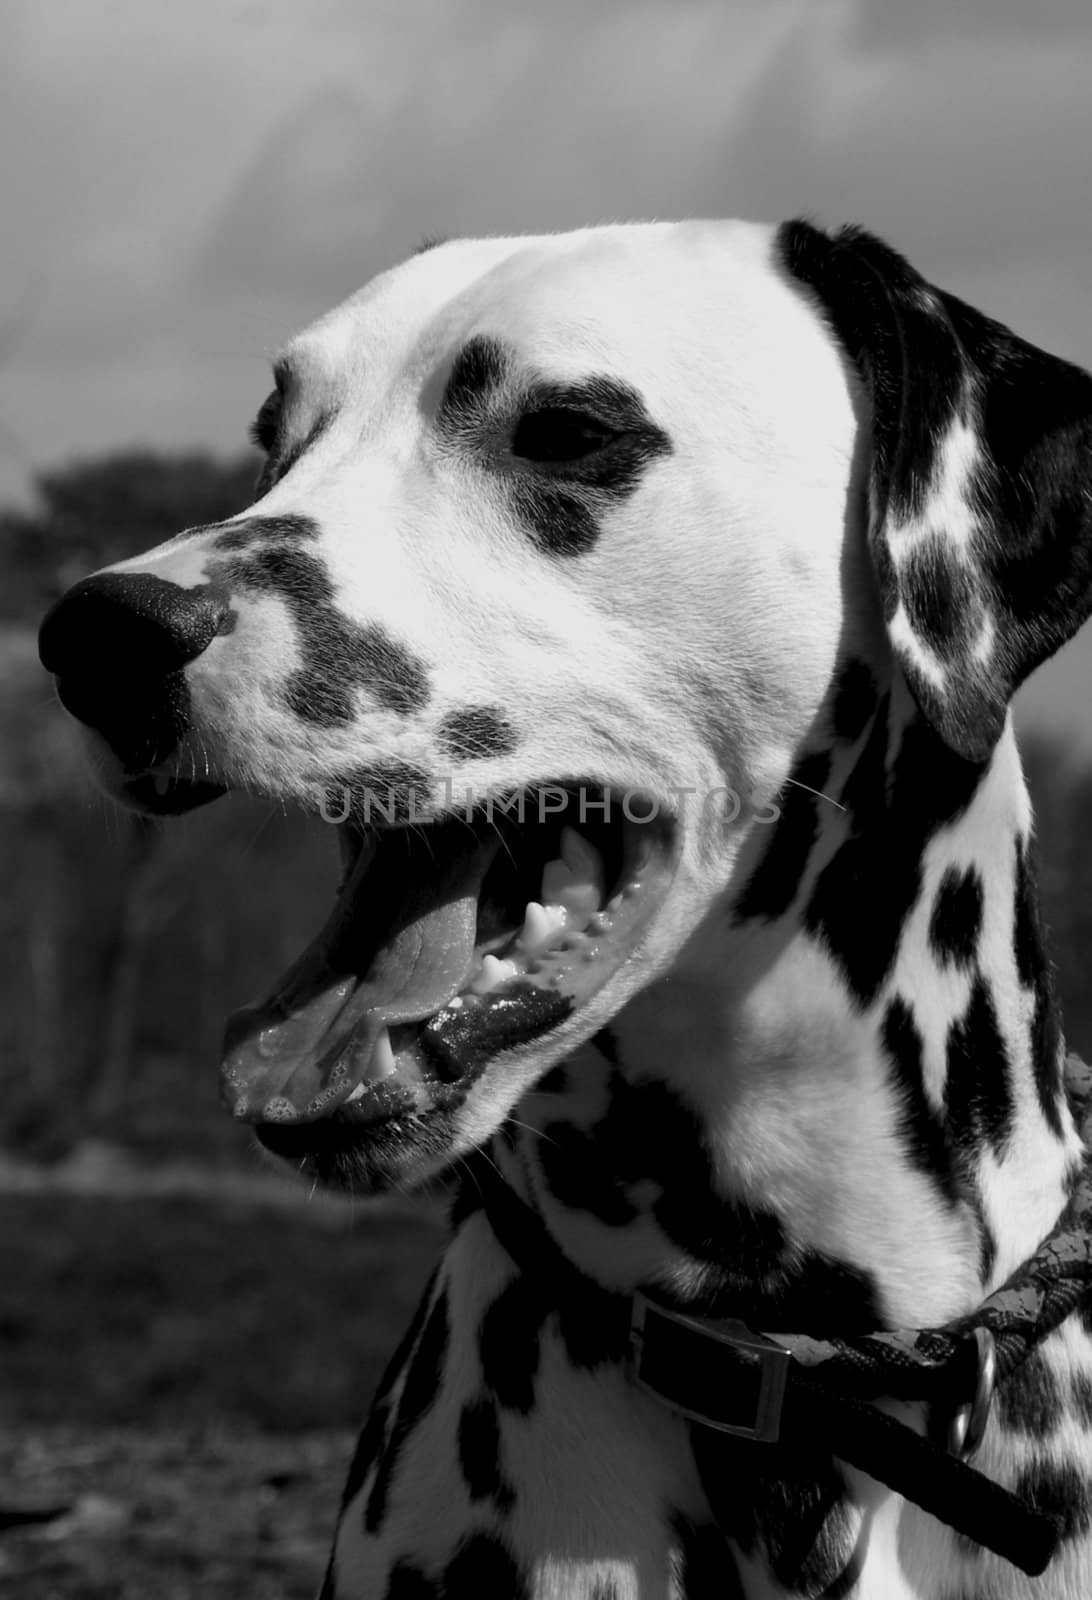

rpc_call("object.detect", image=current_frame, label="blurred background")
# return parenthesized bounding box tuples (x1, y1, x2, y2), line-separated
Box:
(1, 1, 1091, 1595)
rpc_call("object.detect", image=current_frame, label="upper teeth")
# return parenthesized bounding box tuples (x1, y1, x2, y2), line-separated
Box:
(560, 825, 603, 884)
(481, 827, 607, 989)
(539, 825, 605, 932)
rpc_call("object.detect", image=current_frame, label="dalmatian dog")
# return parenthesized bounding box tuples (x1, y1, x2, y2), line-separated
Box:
(39, 219, 1092, 1598)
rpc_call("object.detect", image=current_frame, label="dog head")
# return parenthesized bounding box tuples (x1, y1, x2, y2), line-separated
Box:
(38, 220, 1092, 1191)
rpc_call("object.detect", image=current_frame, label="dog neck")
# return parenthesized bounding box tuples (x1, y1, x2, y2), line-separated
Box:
(500, 683, 1082, 1338)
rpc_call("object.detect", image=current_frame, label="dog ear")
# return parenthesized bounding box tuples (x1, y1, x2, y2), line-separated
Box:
(780, 219, 1092, 763)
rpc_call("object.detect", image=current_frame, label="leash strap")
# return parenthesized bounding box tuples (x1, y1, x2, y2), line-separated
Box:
(687, 1383, 1058, 1579)
(468, 1053, 1092, 1578)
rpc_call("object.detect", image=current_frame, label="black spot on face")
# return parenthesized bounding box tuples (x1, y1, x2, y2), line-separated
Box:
(510, 480, 603, 556)
(436, 706, 517, 761)
(882, 995, 958, 1201)
(1013, 1459, 1092, 1541)
(213, 545, 430, 721)
(929, 866, 984, 968)
(441, 1531, 528, 1599)
(436, 337, 670, 558)
(210, 514, 322, 551)
(365, 1286, 450, 1532)
(436, 336, 511, 435)
(944, 975, 1014, 1161)
(997, 1350, 1063, 1438)
(457, 1396, 515, 1512)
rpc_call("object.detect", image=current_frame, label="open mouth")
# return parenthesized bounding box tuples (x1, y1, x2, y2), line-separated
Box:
(220, 784, 676, 1170)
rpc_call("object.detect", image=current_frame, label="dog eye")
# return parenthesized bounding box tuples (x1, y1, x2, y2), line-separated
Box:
(510, 407, 615, 464)
(250, 391, 282, 453)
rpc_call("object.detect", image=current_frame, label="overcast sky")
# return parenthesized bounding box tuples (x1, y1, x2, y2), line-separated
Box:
(2, 0, 1090, 753)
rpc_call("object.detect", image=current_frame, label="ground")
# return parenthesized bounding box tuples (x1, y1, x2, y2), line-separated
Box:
(0, 1187, 442, 1599)
(0, 1425, 349, 1600)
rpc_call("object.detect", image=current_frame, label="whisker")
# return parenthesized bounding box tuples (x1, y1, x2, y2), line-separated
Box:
(783, 777, 846, 812)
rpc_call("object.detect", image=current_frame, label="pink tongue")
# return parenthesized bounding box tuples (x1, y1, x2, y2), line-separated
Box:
(221, 821, 500, 1121)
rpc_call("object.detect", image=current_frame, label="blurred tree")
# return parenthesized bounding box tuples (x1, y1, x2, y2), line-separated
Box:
(0, 449, 260, 621)
(0, 448, 267, 1159)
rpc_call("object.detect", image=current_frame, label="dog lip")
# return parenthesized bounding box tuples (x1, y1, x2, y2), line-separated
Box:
(247, 799, 680, 1180)
(221, 821, 501, 1124)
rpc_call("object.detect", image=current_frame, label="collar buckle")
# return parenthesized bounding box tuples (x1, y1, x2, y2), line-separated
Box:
(629, 1292, 792, 1443)
(947, 1326, 997, 1461)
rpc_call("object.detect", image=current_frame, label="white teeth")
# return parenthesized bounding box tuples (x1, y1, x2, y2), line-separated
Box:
(539, 827, 606, 932)
(471, 954, 519, 995)
(541, 863, 602, 932)
(541, 858, 571, 904)
(366, 1027, 397, 1081)
(560, 825, 604, 890)
(518, 901, 568, 955)
(346, 1082, 365, 1103)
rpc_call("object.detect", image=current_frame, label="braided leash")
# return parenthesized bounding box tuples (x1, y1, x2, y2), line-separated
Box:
(473, 1054, 1092, 1577)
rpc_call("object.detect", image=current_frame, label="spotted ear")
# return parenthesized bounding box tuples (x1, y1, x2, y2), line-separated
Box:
(780, 219, 1092, 763)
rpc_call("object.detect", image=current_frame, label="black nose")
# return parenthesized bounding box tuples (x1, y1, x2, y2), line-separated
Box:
(39, 572, 231, 771)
